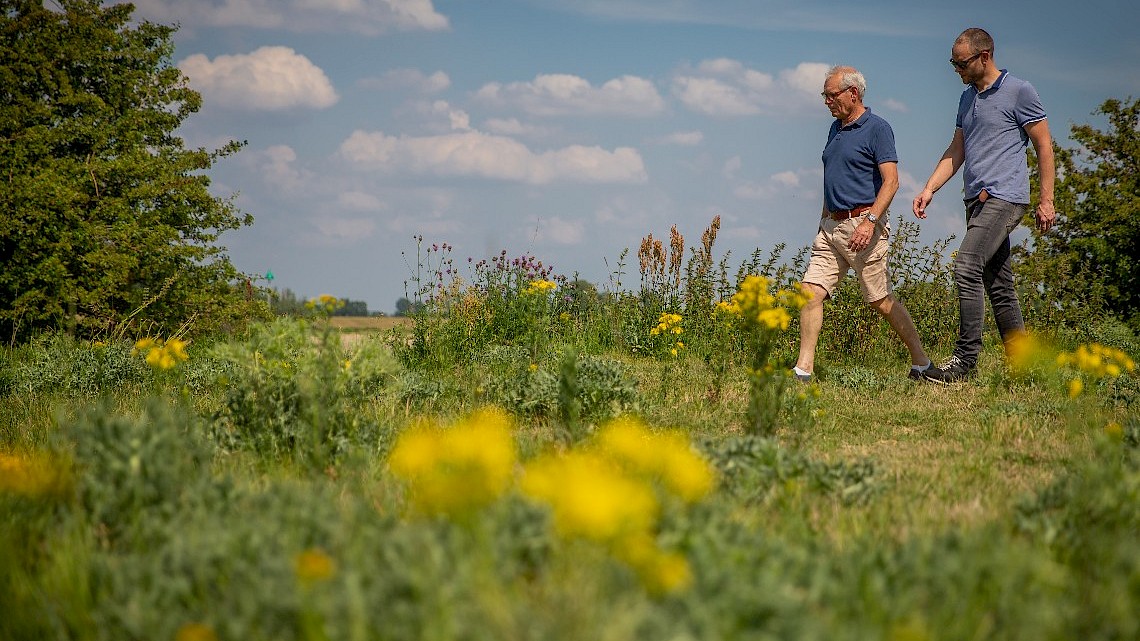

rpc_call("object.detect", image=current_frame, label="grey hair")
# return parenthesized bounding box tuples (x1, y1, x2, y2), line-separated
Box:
(827, 65, 866, 99)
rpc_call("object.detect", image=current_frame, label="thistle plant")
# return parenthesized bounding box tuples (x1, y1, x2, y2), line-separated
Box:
(716, 275, 812, 436)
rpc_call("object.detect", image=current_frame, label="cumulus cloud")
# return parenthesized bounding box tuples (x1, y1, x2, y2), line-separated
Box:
(337, 191, 387, 212)
(475, 73, 664, 116)
(251, 144, 314, 188)
(312, 217, 378, 244)
(482, 118, 553, 139)
(338, 129, 647, 184)
(882, 98, 909, 112)
(672, 59, 829, 116)
(134, 0, 448, 35)
(655, 131, 704, 146)
(527, 215, 586, 245)
(734, 168, 819, 201)
(358, 68, 450, 93)
(180, 46, 338, 111)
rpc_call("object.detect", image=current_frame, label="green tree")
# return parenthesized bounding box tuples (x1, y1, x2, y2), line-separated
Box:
(0, 0, 260, 344)
(1023, 97, 1140, 331)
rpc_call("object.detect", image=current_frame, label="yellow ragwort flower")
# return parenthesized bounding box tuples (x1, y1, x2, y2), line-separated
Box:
(294, 548, 336, 583)
(1068, 378, 1084, 398)
(523, 279, 558, 295)
(595, 416, 715, 503)
(0, 451, 71, 498)
(174, 623, 219, 641)
(521, 450, 658, 543)
(388, 407, 517, 517)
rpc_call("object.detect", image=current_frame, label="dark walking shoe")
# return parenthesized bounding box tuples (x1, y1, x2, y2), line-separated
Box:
(923, 356, 975, 385)
(907, 361, 934, 381)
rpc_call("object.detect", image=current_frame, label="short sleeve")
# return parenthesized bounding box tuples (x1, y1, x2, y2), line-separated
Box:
(1015, 82, 1047, 127)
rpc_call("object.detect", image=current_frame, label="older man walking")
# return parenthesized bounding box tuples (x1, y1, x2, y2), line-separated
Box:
(793, 66, 933, 382)
(913, 28, 1056, 384)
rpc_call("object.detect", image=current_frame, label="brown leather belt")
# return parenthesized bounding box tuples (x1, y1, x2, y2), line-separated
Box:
(828, 204, 873, 221)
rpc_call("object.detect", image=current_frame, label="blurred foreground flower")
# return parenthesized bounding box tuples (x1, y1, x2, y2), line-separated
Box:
(0, 451, 72, 499)
(305, 294, 344, 315)
(1057, 343, 1136, 378)
(595, 416, 715, 503)
(521, 415, 714, 594)
(174, 623, 218, 641)
(294, 548, 336, 583)
(388, 407, 517, 518)
(133, 336, 189, 370)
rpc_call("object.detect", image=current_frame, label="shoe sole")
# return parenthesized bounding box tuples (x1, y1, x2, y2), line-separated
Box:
(922, 372, 973, 385)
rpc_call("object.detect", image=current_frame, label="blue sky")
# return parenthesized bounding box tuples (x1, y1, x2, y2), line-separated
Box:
(131, 0, 1139, 314)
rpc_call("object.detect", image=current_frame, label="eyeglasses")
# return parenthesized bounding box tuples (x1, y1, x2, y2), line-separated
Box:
(949, 51, 986, 70)
(820, 86, 851, 101)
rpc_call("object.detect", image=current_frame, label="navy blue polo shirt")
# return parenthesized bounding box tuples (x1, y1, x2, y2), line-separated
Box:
(956, 70, 1047, 204)
(822, 108, 897, 212)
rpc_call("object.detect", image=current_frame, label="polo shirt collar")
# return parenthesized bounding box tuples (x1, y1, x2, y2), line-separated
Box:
(840, 107, 872, 129)
(978, 70, 1009, 95)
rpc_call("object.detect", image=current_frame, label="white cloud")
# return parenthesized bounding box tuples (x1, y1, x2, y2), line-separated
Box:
(180, 46, 338, 111)
(337, 191, 387, 212)
(882, 98, 909, 113)
(527, 216, 586, 246)
(482, 118, 553, 138)
(134, 0, 448, 35)
(358, 68, 450, 93)
(672, 59, 828, 116)
(475, 73, 665, 116)
(734, 168, 818, 201)
(655, 131, 704, 146)
(311, 217, 378, 244)
(779, 62, 831, 95)
(252, 144, 314, 188)
(339, 129, 647, 184)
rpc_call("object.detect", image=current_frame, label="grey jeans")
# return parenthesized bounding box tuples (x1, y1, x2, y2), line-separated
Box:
(951, 196, 1027, 367)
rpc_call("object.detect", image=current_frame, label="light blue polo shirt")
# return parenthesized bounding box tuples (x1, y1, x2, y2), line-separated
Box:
(956, 70, 1047, 204)
(822, 108, 897, 212)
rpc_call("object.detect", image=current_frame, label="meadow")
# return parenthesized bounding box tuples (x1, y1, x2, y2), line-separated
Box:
(1, 218, 1138, 641)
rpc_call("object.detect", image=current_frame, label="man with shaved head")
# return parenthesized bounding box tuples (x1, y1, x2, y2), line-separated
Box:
(913, 28, 1056, 384)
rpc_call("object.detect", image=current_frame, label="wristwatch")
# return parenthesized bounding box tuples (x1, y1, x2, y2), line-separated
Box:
(866, 213, 879, 224)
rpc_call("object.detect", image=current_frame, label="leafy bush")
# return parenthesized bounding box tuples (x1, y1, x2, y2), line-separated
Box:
(205, 318, 398, 463)
(6, 333, 151, 397)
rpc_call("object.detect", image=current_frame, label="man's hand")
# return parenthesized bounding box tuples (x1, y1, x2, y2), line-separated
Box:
(848, 219, 876, 252)
(912, 189, 934, 219)
(1036, 199, 1057, 232)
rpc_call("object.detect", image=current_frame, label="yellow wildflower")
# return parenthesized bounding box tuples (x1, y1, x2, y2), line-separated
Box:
(595, 416, 715, 503)
(388, 407, 517, 517)
(294, 548, 336, 583)
(1068, 378, 1083, 398)
(521, 450, 657, 543)
(523, 279, 558, 295)
(174, 623, 219, 641)
(134, 336, 190, 370)
(0, 451, 71, 499)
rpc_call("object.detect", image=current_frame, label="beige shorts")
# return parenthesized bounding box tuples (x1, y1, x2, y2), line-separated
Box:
(802, 216, 892, 302)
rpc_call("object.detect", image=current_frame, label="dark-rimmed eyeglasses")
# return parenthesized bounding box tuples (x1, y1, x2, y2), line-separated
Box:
(949, 51, 986, 70)
(820, 86, 851, 101)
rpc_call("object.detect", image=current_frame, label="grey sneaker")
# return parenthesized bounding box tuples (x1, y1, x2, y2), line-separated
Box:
(791, 370, 812, 383)
(923, 356, 975, 385)
(907, 362, 934, 381)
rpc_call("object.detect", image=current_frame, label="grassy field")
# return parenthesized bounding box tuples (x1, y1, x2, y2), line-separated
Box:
(1, 295, 1137, 640)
